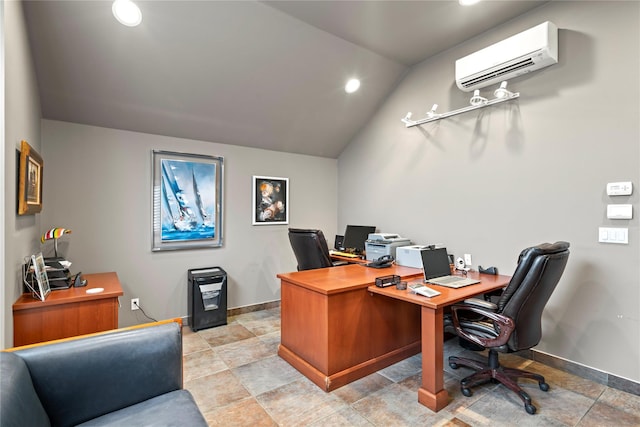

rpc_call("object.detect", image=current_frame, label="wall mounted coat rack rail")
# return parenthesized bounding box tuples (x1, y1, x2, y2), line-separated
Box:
(401, 81, 520, 128)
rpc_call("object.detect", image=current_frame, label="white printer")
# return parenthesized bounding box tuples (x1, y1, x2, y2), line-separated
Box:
(396, 244, 445, 268)
(395, 245, 430, 268)
(364, 233, 411, 261)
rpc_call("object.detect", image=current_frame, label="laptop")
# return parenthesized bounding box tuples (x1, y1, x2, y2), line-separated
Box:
(420, 247, 480, 288)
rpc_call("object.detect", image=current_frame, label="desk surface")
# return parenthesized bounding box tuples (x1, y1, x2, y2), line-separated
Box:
(367, 271, 510, 308)
(277, 263, 423, 295)
(13, 272, 124, 310)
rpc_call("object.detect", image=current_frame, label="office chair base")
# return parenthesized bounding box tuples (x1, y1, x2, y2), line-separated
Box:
(449, 351, 549, 415)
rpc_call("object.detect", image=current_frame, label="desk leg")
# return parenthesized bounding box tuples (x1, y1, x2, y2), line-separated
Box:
(418, 306, 449, 412)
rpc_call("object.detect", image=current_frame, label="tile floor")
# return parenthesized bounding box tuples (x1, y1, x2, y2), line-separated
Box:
(183, 307, 640, 426)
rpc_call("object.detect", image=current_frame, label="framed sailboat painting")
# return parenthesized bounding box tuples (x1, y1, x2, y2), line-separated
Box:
(152, 150, 223, 251)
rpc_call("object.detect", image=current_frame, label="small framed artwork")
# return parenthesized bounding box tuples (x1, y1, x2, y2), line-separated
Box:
(152, 150, 224, 251)
(18, 140, 43, 215)
(252, 176, 289, 225)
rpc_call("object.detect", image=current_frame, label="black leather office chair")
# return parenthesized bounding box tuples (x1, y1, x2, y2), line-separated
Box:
(446, 241, 570, 415)
(287, 228, 335, 271)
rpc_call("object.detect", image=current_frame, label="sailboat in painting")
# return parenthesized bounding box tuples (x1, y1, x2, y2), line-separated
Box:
(160, 160, 215, 241)
(161, 178, 193, 232)
(193, 169, 214, 228)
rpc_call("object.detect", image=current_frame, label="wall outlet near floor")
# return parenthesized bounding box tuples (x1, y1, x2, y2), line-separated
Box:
(131, 298, 140, 311)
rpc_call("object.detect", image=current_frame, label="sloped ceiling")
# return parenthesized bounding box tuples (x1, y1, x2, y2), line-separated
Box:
(22, 1, 547, 158)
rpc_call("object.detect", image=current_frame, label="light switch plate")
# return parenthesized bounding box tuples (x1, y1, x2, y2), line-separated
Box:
(598, 227, 629, 244)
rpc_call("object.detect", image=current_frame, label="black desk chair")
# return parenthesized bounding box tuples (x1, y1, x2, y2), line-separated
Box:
(288, 228, 337, 271)
(446, 241, 570, 415)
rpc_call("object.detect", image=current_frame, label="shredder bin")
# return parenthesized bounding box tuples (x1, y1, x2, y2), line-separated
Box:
(200, 283, 222, 310)
(188, 267, 227, 332)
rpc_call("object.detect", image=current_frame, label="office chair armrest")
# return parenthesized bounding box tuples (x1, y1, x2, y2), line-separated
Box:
(462, 298, 497, 311)
(450, 304, 515, 349)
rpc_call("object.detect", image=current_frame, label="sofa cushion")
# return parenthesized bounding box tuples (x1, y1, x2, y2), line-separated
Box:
(76, 390, 207, 426)
(0, 352, 51, 427)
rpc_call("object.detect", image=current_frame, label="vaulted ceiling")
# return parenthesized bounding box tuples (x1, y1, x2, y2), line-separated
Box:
(23, 1, 547, 158)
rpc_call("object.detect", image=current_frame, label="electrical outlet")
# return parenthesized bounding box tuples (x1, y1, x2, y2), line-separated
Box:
(131, 298, 140, 311)
(464, 254, 472, 266)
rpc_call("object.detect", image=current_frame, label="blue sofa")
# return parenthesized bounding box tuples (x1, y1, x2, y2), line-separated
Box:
(1, 321, 207, 427)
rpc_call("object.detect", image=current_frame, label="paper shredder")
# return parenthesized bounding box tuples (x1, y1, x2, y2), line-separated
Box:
(188, 267, 227, 332)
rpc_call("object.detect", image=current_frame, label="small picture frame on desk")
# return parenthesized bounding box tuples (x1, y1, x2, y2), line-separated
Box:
(31, 253, 51, 301)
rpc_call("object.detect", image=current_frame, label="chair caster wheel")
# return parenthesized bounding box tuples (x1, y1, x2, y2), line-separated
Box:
(449, 362, 459, 369)
(539, 382, 549, 392)
(525, 403, 537, 414)
(461, 387, 473, 397)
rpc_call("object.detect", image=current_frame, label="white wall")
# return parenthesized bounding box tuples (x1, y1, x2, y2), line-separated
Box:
(338, 1, 639, 382)
(3, 0, 42, 348)
(41, 120, 337, 327)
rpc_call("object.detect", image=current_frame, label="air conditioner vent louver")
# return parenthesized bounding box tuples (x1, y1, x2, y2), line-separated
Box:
(460, 58, 535, 89)
(455, 22, 558, 92)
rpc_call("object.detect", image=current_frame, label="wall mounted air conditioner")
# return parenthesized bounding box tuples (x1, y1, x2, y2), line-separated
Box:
(455, 21, 558, 92)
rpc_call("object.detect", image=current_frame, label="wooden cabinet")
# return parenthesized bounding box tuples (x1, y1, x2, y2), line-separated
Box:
(12, 272, 123, 347)
(277, 264, 424, 391)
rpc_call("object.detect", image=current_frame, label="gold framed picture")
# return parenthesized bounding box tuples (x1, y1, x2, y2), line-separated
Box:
(18, 140, 43, 215)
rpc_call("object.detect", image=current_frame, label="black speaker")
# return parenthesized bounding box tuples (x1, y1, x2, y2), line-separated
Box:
(334, 235, 344, 250)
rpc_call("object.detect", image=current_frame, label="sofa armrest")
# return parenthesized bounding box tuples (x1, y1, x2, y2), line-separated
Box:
(13, 321, 183, 427)
(0, 352, 51, 427)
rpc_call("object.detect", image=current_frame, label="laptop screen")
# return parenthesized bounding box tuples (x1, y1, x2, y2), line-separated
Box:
(420, 248, 452, 280)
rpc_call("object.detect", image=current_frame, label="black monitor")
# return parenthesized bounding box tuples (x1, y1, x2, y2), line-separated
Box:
(341, 225, 376, 254)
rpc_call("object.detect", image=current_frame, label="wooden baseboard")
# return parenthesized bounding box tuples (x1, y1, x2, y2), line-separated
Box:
(278, 340, 421, 392)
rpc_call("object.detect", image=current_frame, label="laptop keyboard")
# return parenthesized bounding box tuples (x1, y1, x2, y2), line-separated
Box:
(431, 275, 465, 284)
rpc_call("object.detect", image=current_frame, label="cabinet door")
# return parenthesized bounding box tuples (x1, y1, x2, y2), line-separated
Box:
(76, 298, 118, 335)
(13, 298, 118, 346)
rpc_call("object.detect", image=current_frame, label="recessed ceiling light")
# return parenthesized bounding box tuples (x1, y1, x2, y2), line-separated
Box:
(112, 0, 142, 27)
(345, 79, 361, 94)
(459, 0, 482, 5)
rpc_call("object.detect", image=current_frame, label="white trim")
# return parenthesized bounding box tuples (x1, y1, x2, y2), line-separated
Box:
(1, 0, 7, 348)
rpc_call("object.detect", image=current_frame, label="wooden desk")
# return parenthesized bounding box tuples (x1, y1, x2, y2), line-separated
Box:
(368, 271, 509, 412)
(12, 272, 123, 346)
(277, 264, 423, 391)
